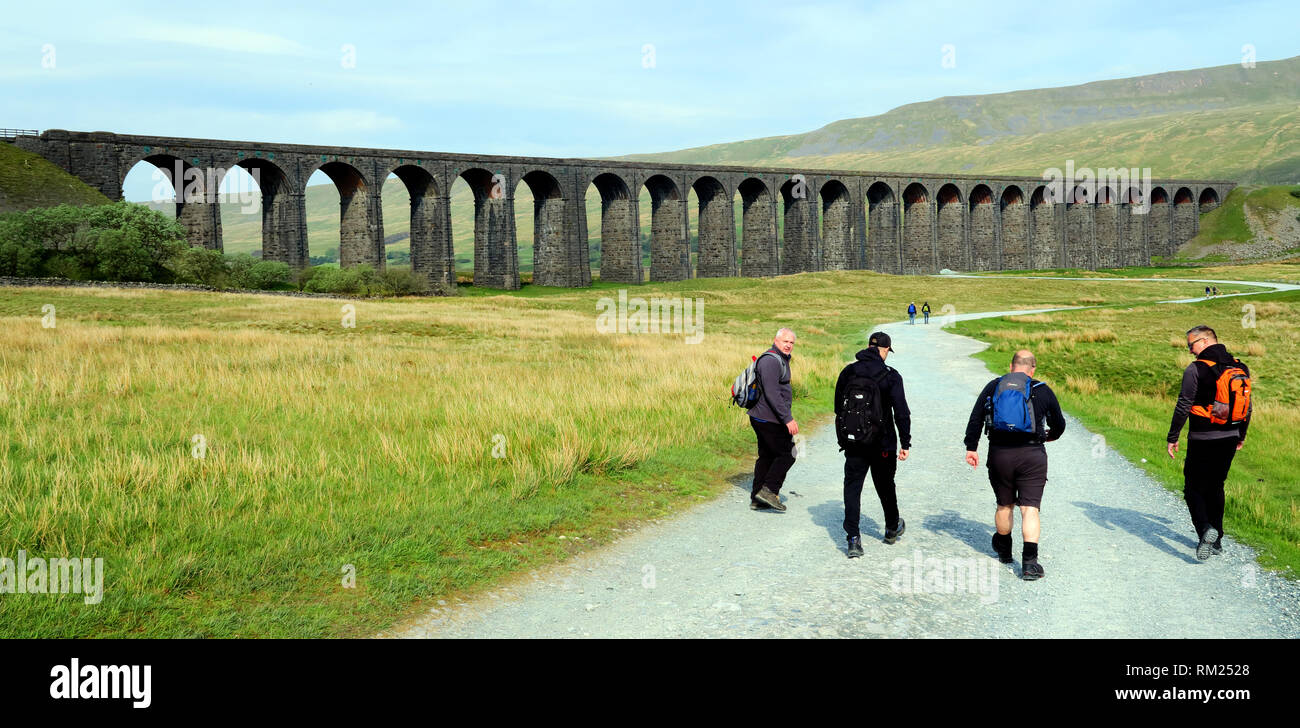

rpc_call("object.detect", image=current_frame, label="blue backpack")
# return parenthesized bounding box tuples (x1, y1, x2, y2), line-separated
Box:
(986, 372, 1042, 434)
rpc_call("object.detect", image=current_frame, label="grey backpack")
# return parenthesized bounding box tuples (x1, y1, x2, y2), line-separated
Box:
(731, 351, 786, 409)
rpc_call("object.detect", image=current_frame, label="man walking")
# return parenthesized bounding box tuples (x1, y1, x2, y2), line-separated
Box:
(835, 332, 911, 557)
(922, 302, 931, 324)
(963, 350, 1066, 580)
(1167, 325, 1251, 560)
(907, 302, 917, 325)
(749, 328, 798, 512)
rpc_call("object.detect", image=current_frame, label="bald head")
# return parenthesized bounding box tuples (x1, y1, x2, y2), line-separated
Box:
(1010, 349, 1037, 373)
(774, 328, 796, 356)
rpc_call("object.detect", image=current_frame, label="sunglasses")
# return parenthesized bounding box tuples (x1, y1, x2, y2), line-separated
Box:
(1186, 337, 1208, 351)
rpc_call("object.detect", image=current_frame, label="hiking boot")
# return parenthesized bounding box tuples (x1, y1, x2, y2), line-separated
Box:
(1211, 540, 1223, 556)
(1022, 560, 1045, 581)
(1197, 527, 1219, 561)
(749, 499, 771, 511)
(847, 536, 864, 559)
(755, 487, 786, 512)
(883, 518, 906, 545)
(992, 534, 1014, 564)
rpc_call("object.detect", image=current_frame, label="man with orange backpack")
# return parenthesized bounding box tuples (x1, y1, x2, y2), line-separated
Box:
(1167, 325, 1252, 561)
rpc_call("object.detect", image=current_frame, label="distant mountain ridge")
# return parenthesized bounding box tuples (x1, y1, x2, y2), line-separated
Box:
(620, 55, 1300, 184)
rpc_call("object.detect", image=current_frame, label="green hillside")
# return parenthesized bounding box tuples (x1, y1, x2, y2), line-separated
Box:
(623, 56, 1300, 184)
(1178, 184, 1300, 260)
(0, 142, 110, 213)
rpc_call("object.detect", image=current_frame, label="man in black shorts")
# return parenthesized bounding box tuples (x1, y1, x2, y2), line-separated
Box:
(963, 349, 1066, 580)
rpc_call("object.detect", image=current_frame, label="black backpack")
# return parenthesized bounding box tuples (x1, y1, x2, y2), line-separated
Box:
(835, 363, 890, 449)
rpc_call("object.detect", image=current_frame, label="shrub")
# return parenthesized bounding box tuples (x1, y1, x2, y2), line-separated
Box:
(0, 202, 185, 282)
(293, 266, 317, 291)
(0, 220, 44, 276)
(224, 254, 291, 290)
(304, 264, 371, 294)
(377, 267, 429, 296)
(302, 264, 395, 295)
(168, 247, 228, 287)
(225, 254, 256, 287)
(302, 265, 349, 294)
(93, 228, 154, 282)
(83, 202, 187, 269)
(244, 261, 291, 290)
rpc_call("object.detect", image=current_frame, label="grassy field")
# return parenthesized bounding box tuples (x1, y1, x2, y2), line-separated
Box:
(0, 272, 1214, 637)
(954, 266, 1300, 576)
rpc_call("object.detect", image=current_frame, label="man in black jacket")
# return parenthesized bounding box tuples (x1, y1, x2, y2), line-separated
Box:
(1167, 325, 1251, 560)
(835, 332, 911, 557)
(963, 349, 1066, 580)
(748, 328, 798, 512)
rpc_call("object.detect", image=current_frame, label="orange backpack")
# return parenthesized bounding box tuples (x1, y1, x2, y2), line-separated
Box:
(1190, 358, 1252, 425)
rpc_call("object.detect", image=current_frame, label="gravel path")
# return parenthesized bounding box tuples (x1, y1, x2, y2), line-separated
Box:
(384, 278, 1300, 639)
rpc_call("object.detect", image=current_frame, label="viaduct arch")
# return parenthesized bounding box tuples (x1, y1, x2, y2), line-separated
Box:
(17, 130, 1235, 290)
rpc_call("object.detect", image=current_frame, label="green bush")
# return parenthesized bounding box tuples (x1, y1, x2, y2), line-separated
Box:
(167, 247, 228, 287)
(93, 228, 154, 281)
(224, 254, 256, 288)
(293, 266, 317, 291)
(244, 261, 291, 290)
(299, 265, 430, 296)
(304, 264, 376, 294)
(377, 267, 429, 296)
(41, 253, 91, 281)
(0, 202, 186, 282)
(0, 219, 44, 276)
(224, 254, 291, 290)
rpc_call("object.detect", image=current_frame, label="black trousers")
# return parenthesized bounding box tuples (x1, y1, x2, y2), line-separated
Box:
(750, 418, 796, 500)
(1184, 437, 1238, 542)
(843, 447, 898, 537)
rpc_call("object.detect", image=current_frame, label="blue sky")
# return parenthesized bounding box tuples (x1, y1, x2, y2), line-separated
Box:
(4, 0, 1297, 200)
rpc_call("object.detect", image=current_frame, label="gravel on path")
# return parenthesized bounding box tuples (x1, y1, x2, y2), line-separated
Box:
(382, 279, 1300, 639)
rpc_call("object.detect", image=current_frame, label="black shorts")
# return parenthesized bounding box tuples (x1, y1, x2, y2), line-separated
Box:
(987, 445, 1048, 509)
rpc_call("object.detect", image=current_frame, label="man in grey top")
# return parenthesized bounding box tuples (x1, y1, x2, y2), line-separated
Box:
(748, 328, 799, 512)
(1167, 325, 1251, 560)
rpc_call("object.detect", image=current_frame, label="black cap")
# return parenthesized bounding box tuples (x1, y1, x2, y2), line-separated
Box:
(869, 331, 894, 352)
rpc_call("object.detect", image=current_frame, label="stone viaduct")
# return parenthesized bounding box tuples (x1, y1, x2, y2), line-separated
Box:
(16, 130, 1236, 290)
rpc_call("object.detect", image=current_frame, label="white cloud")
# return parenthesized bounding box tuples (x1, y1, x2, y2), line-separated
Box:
(122, 20, 309, 56)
